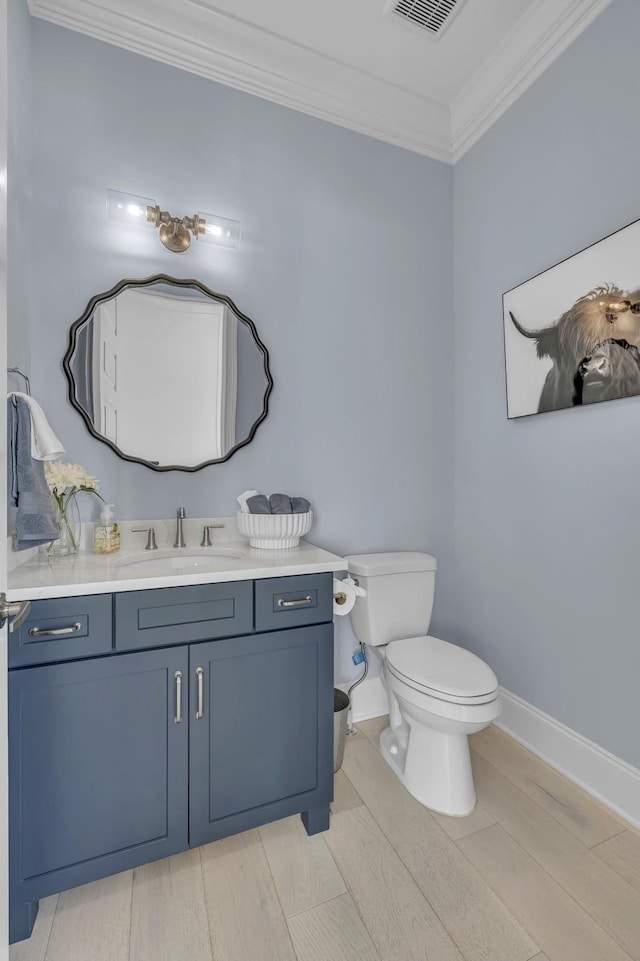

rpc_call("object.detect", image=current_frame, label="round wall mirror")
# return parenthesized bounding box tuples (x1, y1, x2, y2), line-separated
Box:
(63, 275, 272, 471)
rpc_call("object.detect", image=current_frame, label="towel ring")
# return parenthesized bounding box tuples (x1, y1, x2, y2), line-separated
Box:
(7, 367, 31, 397)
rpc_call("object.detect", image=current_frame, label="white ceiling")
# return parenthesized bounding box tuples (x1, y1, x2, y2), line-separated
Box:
(27, 0, 613, 163)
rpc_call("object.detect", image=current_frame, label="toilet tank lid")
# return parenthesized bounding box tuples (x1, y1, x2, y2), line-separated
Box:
(345, 552, 437, 577)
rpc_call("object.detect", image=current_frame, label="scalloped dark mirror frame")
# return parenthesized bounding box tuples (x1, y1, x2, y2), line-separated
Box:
(63, 274, 273, 472)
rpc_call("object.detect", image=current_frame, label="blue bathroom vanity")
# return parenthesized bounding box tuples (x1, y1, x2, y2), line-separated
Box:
(6, 538, 344, 943)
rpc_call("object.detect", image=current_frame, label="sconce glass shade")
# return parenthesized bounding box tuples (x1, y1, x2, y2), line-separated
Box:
(107, 189, 156, 227)
(107, 190, 240, 252)
(198, 212, 241, 248)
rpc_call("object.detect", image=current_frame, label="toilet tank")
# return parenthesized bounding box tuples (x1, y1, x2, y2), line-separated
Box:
(345, 552, 437, 647)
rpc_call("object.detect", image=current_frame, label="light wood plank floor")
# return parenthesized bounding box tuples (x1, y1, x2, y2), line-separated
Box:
(12, 719, 639, 961)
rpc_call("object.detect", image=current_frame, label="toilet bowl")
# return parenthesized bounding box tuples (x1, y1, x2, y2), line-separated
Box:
(346, 552, 501, 817)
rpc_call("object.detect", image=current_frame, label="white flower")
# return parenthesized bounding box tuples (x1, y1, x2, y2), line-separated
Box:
(44, 462, 99, 495)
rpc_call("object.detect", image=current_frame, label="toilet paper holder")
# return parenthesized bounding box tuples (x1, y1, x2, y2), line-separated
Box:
(334, 591, 347, 605)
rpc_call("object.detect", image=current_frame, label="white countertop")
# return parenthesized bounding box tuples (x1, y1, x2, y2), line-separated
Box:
(7, 534, 346, 601)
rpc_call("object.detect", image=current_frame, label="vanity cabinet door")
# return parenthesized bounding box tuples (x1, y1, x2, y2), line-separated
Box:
(189, 625, 333, 846)
(9, 646, 189, 913)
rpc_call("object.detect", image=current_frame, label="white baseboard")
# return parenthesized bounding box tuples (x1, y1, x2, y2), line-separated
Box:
(336, 677, 640, 829)
(496, 688, 640, 831)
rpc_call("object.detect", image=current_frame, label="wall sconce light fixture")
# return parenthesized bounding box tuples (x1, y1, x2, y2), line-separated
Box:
(107, 189, 240, 253)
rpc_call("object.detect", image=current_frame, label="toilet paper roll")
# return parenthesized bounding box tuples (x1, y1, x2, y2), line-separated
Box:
(333, 577, 357, 616)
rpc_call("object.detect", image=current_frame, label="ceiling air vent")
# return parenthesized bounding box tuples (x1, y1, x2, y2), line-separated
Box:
(385, 0, 470, 40)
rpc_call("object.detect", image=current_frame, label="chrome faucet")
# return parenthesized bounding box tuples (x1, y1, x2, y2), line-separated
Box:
(201, 523, 224, 547)
(132, 527, 158, 551)
(174, 507, 187, 548)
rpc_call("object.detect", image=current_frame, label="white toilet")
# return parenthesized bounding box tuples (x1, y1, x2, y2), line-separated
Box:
(346, 551, 501, 817)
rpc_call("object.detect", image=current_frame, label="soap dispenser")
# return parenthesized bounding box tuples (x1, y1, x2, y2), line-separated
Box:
(93, 503, 120, 554)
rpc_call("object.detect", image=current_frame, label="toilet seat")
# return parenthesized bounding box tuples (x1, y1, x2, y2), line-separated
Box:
(385, 635, 499, 705)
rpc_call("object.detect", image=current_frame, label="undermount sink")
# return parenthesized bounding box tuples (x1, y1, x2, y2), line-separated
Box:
(118, 548, 244, 573)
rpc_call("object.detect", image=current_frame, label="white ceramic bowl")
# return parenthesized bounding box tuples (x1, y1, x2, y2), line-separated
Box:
(236, 511, 313, 549)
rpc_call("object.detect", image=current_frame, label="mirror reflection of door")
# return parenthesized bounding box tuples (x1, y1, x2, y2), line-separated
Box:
(92, 296, 118, 445)
(91, 289, 237, 464)
(65, 277, 271, 472)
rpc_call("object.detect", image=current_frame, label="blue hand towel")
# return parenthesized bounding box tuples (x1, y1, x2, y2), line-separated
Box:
(246, 494, 272, 514)
(269, 493, 292, 514)
(291, 497, 311, 513)
(8, 397, 59, 550)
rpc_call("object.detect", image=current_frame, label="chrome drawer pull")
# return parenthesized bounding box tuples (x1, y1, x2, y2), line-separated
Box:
(277, 595, 313, 609)
(28, 622, 81, 638)
(174, 671, 183, 724)
(196, 666, 204, 720)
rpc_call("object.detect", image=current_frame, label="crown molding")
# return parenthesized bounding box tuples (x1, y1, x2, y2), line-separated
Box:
(27, 0, 452, 162)
(450, 0, 615, 162)
(28, 0, 613, 166)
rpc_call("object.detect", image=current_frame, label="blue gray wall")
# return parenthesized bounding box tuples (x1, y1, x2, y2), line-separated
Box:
(7, 0, 33, 537)
(26, 21, 455, 680)
(452, 0, 640, 767)
(7, 0, 32, 378)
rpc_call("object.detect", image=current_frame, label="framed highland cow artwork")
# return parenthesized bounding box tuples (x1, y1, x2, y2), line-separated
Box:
(503, 217, 640, 418)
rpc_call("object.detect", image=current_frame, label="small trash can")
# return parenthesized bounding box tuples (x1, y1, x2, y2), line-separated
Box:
(333, 688, 350, 773)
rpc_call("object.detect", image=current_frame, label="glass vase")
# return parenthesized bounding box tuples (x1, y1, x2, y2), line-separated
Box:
(48, 493, 81, 557)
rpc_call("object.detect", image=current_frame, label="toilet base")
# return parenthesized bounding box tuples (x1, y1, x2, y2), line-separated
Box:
(379, 722, 476, 818)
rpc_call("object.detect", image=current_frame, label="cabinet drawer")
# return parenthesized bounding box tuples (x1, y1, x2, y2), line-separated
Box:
(9, 595, 113, 668)
(115, 581, 254, 650)
(255, 573, 333, 631)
